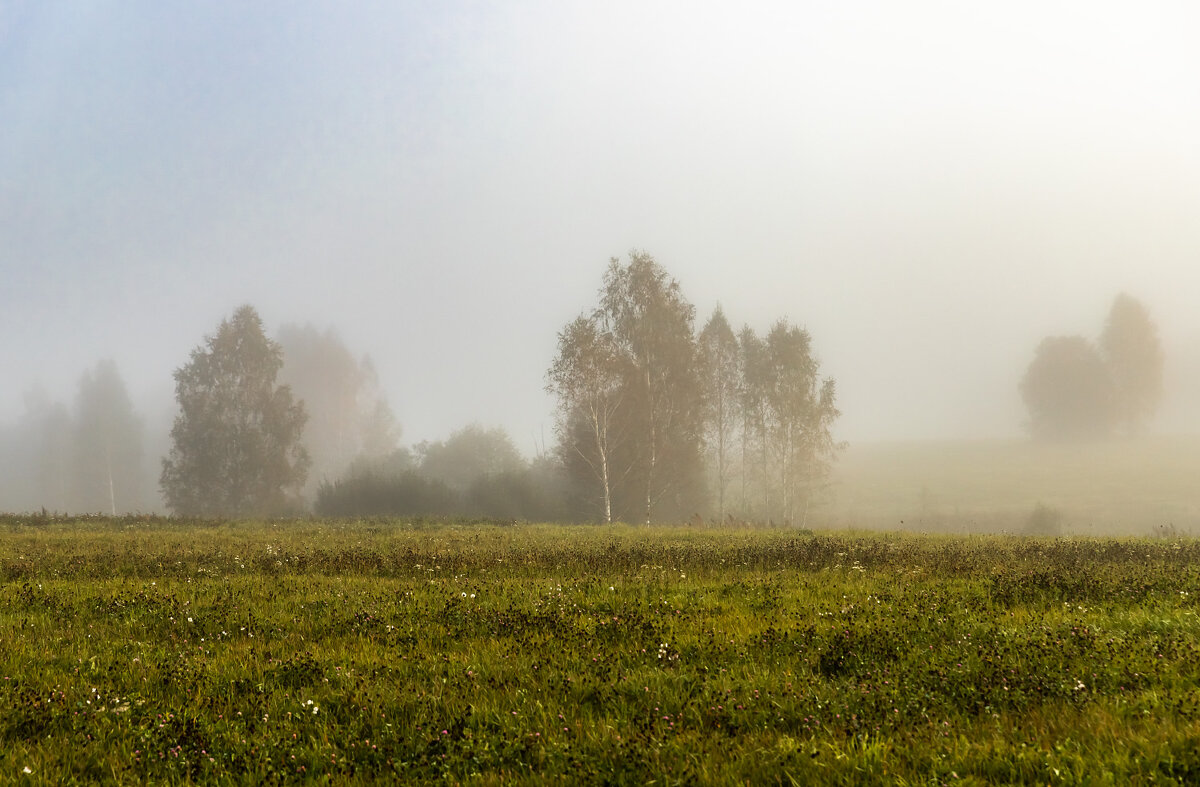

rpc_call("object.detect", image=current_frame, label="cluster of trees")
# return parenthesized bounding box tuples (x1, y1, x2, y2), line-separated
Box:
(276, 323, 399, 496)
(313, 424, 565, 520)
(157, 306, 562, 520)
(0, 308, 410, 517)
(0, 361, 146, 514)
(160, 307, 312, 516)
(156, 254, 841, 524)
(1020, 293, 1164, 441)
(159, 307, 411, 517)
(548, 252, 840, 525)
(3, 252, 840, 521)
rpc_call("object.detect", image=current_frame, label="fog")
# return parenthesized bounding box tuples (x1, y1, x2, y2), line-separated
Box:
(4, 3, 1200, 516)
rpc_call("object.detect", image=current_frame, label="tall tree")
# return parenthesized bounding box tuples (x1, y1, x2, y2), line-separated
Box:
(698, 306, 741, 522)
(1099, 293, 1163, 435)
(72, 360, 144, 514)
(547, 315, 627, 524)
(761, 320, 839, 525)
(1020, 335, 1114, 441)
(598, 252, 704, 523)
(737, 326, 769, 518)
(161, 305, 310, 517)
(277, 324, 399, 495)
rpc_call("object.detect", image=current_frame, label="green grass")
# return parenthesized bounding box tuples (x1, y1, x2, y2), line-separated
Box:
(2, 516, 1200, 784)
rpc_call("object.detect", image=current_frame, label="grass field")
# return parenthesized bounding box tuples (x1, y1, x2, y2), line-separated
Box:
(829, 436, 1200, 536)
(2, 516, 1200, 784)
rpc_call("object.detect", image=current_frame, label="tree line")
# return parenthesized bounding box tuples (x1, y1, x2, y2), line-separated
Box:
(0, 311, 401, 517)
(0, 361, 145, 514)
(3, 261, 1173, 521)
(151, 252, 842, 523)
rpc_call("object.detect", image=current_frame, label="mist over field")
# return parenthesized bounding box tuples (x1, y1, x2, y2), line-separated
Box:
(3, 2, 1200, 526)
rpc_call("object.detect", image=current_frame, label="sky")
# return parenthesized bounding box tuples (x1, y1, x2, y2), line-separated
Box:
(4, 0, 1200, 454)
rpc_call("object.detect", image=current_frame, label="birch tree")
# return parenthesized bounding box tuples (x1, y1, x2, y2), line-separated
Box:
(547, 315, 626, 524)
(737, 326, 768, 518)
(599, 252, 704, 523)
(698, 306, 740, 522)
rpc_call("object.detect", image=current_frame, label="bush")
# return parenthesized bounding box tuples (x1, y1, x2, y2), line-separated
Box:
(314, 470, 458, 517)
(1025, 502, 1064, 536)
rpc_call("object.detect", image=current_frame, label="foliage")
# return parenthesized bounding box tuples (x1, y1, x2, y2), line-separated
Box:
(737, 325, 769, 517)
(315, 434, 565, 521)
(2, 518, 1200, 784)
(161, 305, 310, 517)
(598, 252, 706, 524)
(550, 252, 707, 524)
(760, 320, 840, 525)
(416, 424, 526, 492)
(1100, 292, 1164, 435)
(1020, 335, 1115, 441)
(550, 254, 840, 525)
(1024, 502, 1064, 536)
(314, 469, 457, 517)
(729, 322, 840, 524)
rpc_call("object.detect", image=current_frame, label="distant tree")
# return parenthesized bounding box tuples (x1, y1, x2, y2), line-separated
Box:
(72, 360, 144, 514)
(547, 315, 628, 524)
(698, 306, 741, 522)
(277, 324, 399, 496)
(1099, 293, 1163, 435)
(15, 389, 72, 512)
(358, 392, 401, 459)
(1020, 335, 1115, 441)
(161, 305, 310, 517)
(417, 423, 525, 492)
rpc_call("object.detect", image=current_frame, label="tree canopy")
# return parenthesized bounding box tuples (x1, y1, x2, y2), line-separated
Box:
(1020, 335, 1115, 441)
(161, 305, 310, 517)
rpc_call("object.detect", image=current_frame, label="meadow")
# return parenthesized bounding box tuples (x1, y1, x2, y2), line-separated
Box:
(2, 516, 1199, 784)
(829, 436, 1200, 536)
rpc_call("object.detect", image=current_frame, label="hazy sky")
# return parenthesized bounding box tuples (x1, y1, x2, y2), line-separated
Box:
(4, 1, 1200, 451)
